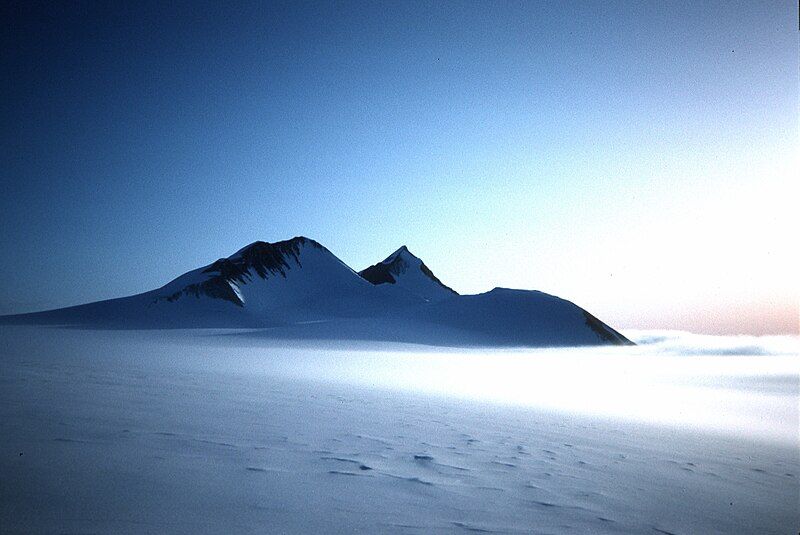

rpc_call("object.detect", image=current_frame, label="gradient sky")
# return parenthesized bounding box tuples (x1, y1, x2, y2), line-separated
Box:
(0, 0, 797, 334)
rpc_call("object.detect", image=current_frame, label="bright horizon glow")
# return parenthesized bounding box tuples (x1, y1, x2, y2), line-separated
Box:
(211, 330, 800, 445)
(0, 1, 797, 334)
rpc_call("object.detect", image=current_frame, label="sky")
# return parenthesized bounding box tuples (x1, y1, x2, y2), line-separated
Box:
(0, 0, 797, 334)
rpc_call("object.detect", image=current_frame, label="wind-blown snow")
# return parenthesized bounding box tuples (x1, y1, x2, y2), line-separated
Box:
(0, 326, 797, 533)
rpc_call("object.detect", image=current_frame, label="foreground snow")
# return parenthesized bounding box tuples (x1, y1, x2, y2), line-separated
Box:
(0, 327, 797, 534)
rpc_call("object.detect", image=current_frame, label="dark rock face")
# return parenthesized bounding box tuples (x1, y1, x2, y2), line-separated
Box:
(418, 262, 458, 295)
(162, 237, 319, 306)
(582, 311, 633, 345)
(166, 277, 245, 306)
(358, 262, 397, 285)
(358, 246, 458, 296)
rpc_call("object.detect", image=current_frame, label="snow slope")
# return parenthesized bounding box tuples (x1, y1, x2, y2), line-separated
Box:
(154, 237, 420, 321)
(358, 246, 457, 302)
(0, 237, 631, 346)
(402, 287, 632, 346)
(0, 237, 419, 329)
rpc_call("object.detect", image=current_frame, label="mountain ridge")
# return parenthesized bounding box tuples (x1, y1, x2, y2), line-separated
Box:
(358, 245, 457, 302)
(157, 236, 321, 307)
(0, 237, 632, 347)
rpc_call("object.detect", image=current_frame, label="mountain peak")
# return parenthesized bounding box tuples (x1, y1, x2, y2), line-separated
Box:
(159, 236, 327, 307)
(382, 245, 418, 266)
(359, 246, 457, 300)
(235, 236, 319, 255)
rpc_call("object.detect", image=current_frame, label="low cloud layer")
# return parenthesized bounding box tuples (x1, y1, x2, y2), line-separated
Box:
(625, 329, 800, 356)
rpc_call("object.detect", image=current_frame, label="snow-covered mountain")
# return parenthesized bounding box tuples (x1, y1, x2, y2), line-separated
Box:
(153, 237, 420, 321)
(358, 246, 457, 302)
(400, 287, 631, 346)
(0, 236, 632, 346)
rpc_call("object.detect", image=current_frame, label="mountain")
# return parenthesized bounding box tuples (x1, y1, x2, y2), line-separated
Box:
(0, 236, 632, 346)
(154, 237, 420, 321)
(399, 287, 631, 346)
(358, 246, 457, 302)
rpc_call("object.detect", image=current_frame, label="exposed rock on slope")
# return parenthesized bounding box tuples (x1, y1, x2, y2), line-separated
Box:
(359, 246, 457, 302)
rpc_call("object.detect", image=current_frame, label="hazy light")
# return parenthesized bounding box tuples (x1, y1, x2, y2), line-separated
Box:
(256, 334, 800, 445)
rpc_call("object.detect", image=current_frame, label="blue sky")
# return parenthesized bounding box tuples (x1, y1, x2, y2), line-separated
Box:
(0, 1, 797, 334)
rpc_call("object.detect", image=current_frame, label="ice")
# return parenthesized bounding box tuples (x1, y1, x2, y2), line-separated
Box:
(0, 326, 797, 533)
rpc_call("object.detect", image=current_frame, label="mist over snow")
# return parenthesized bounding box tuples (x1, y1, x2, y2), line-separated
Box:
(240, 332, 798, 446)
(2, 325, 797, 533)
(625, 329, 800, 356)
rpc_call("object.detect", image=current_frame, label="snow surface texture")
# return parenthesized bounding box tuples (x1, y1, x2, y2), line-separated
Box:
(0, 326, 797, 534)
(0, 237, 630, 346)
